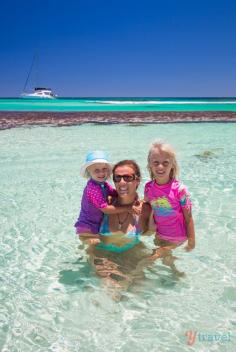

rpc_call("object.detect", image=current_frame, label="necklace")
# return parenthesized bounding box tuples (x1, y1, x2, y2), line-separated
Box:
(117, 213, 130, 230)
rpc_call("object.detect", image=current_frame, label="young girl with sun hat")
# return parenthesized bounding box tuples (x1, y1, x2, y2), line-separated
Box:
(74, 151, 136, 238)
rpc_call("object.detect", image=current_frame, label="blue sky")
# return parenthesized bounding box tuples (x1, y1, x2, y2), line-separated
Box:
(0, 0, 236, 97)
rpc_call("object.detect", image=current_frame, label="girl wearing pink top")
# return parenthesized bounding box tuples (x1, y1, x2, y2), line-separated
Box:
(144, 141, 195, 258)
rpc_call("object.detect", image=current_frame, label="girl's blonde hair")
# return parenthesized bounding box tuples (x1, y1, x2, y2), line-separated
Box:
(147, 140, 179, 180)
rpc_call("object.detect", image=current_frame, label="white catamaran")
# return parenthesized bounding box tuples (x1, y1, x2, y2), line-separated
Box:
(21, 87, 57, 99)
(21, 55, 57, 99)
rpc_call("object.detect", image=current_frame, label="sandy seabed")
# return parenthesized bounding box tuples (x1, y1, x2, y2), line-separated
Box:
(1, 111, 236, 130)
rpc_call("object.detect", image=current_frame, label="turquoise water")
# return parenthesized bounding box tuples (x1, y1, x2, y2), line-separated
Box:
(1, 97, 236, 111)
(0, 123, 235, 351)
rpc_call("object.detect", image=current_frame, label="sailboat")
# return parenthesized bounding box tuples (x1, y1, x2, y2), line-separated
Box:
(21, 55, 57, 99)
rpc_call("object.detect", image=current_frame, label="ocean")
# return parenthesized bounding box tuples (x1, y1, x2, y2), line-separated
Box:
(0, 122, 235, 351)
(0, 97, 236, 111)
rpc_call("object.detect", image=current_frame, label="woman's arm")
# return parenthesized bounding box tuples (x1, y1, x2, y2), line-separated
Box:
(87, 184, 131, 215)
(101, 204, 132, 215)
(139, 202, 155, 235)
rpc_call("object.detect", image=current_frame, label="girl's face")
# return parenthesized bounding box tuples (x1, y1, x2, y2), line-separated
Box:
(87, 163, 110, 182)
(149, 151, 173, 185)
(113, 165, 140, 199)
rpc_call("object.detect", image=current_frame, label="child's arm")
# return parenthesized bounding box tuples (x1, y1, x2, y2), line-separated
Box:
(87, 185, 132, 215)
(178, 183, 195, 251)
(183, 208, 195, 251)
(101, 189, 140, 215)
(100, 204, 132, 215)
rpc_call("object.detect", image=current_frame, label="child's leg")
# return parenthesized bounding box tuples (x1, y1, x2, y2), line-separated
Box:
(150, 237, 182, 260)
(76, 227, 101, 263)
(152, 237, 186, 276)
(161, 254, 185, 277)
(138, 237, 183, 269)
(76, 225, 99, 238)
(78, 230, 101, 246)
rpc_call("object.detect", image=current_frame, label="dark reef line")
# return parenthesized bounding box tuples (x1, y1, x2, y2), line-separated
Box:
(1, 111, 236, 130)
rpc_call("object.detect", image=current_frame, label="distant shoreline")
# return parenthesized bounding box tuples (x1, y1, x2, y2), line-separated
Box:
(1, 111, 236, 130)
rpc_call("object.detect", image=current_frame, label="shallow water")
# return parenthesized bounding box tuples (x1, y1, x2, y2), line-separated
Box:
(0, 123, 235, 351)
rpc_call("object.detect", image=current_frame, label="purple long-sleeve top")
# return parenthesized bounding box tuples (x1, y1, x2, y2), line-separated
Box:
(74, 178, 117, 234)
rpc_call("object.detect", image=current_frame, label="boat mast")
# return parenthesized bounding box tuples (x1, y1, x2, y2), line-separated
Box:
(22, 54, 38, 93)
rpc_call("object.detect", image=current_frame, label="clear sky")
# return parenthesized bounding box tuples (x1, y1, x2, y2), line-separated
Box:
(1, 0, 236, 97)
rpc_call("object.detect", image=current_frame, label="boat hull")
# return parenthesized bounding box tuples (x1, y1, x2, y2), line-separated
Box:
(21, 94, 56, 99)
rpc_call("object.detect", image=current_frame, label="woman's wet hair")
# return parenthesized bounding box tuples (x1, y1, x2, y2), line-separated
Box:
(147, 140, 179, 180)
(112, 160, 141, 179)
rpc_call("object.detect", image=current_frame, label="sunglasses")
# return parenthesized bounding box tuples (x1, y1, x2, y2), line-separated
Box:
(113, 174, 136, 183)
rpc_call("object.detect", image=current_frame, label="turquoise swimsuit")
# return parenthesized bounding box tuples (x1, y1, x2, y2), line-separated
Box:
(96, 214, 141, 253)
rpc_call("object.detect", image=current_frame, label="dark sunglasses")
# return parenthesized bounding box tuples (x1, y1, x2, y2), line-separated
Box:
(113, 174, 136, 183)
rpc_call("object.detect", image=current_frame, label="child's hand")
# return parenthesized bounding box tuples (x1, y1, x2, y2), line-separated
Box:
(131, 200, 142, 216)
(184, 238, 195, 252)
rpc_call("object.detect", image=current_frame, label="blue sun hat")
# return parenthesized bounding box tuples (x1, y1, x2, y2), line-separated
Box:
(80, 151, 113, 178)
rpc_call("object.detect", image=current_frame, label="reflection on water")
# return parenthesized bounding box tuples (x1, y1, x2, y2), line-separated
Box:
(0, 123, 235, 351)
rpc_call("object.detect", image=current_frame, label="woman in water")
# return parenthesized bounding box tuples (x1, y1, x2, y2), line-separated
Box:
(82, 159, 153, 291)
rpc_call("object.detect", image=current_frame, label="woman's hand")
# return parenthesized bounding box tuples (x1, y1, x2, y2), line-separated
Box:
(79, 234, 100, 246)
(86, 238, 101, 245)
(149, 247, 170, 260)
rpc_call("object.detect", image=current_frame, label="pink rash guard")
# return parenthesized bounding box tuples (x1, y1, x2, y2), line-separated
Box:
(144, 179, 192, 243)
